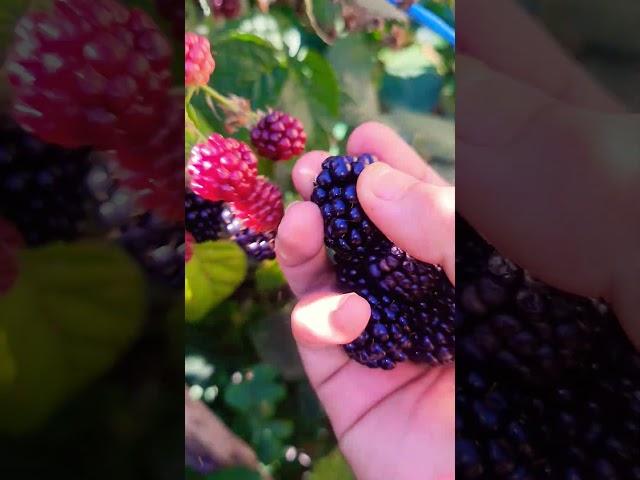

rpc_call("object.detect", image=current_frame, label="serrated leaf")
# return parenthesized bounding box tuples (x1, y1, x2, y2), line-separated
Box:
(309, 448, 355, 480)
(224, 364, 285, 413)
(209, 33, 288, 109)
(0, 242, 145, 434)
(186, 241, 247, 322)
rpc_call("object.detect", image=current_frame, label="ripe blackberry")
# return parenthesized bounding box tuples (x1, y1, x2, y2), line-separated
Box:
(6, 0, 172, 149)
(211, 0, 242, 19)
(119, 213, 184, 288)
(185, 32, 215, 87)
(314, 154, 455, 369)
(229, 176, 283, 233)
(338, 245, 446, 303)
(456, 216, 613, 385)
(222, 207, 276, 261)
(0, 118, 94, 246)
(311, 154, 390, 258)
(456, 217, 640, 478)
(185, 191, 225, 242)
(250, 111, 307, 161)
(188, 133, 258, 202)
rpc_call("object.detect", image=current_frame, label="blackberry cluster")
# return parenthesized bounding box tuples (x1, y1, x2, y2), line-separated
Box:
(120, 213, 184, 288)
(312, 155, 454, 369)
(457, 217, 640, 478)
(185, 191, 225, 242)
(0, 118, 93, 246)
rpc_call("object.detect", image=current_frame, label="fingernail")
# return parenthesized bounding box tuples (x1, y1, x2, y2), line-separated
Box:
(366, 163, 410, 201)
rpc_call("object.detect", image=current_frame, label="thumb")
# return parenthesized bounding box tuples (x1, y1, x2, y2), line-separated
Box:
(357, 162, 455, 283)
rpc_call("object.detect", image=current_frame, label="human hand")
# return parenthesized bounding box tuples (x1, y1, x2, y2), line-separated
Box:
(276, 122, 455, 480)
(456, 0, 640, 348)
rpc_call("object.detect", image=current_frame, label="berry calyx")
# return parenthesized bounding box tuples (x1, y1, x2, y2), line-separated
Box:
(188, 133, 258, 202)
(185, 32, 215, 87)
(250, 111, 307, 161)
(229, 176, 284, 233)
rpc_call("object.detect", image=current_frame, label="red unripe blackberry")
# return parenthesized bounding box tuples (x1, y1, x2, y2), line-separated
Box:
(229, 176, 283, 233)
(188, 133, 258, 202)
(250, 111, 307, 161)
(6, 0, 172, 149)
(185, 32, 215, 87)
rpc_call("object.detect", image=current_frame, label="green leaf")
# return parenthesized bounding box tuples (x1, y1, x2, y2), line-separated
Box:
(255, 260, 286, 293)
(209, 33, 288, 109)
(0, 242, 145, 434)
(252, 417, 293, 464)
(326, 35, 381, 125)
(224, 364, 285, 414)
(279, 50, 340, 151)
(186, 240, 247, 322)
(310, 448, 355, 480)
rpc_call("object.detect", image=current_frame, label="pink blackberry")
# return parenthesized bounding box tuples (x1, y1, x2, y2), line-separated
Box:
(6, 0, 172, 149)
(229, 176, 283, 233)
(187, 133, 258, 202)
(250, 111, 307, 161)
(211, 0, 242, 19)
(185, 32, 215, 87)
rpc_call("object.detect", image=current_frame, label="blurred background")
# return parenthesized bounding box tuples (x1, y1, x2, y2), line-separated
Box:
(184, 1, 454, 479)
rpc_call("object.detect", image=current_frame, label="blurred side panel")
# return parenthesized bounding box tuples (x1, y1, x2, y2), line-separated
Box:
(0, 0, 184, 478)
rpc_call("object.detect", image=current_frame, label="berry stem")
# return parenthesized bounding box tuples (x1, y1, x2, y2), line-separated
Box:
(186, 87, 196, 106)
(199, 84, 234, 110)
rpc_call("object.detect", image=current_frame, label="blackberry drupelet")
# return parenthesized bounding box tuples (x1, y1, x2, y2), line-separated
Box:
(313, 154, 455, 369)
(120, 213, 184, 288)
(0, 118, 93, 246)
(185, 191, 225, 242)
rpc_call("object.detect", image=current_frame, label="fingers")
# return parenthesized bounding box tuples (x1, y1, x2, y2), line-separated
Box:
(347, 122, 448, 186)
(291, 291, 371, 348)
(292, 150, 329, 200)
(275, 201, 335, 297)
(457, 0, 621, 112)
(357, 163, 455, 283)
(457, 55, 616, 300)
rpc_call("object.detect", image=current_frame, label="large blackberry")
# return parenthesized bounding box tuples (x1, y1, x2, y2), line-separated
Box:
(185, 191, 225, 243)
(456, 216, 640, 478)
(0, 118, 93, 246)
(456, 216, 613, 385)
(312, 154, 455, 369)
(119, 213, 184, 288)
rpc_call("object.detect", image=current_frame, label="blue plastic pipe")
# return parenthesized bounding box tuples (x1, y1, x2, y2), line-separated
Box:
(387, 1, 456, 47)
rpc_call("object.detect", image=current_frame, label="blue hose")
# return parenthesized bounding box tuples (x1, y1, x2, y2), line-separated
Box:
(387, 1, 456, 47)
